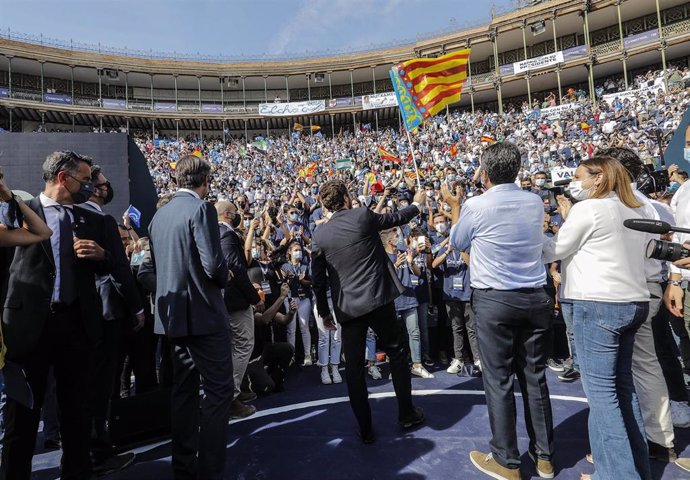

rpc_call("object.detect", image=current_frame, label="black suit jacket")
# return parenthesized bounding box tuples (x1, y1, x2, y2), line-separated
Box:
(311, 205, 419, 322)
(2, 198, 113, 361)
(219, 224, 261, 312)
(80, 202, 144, 321)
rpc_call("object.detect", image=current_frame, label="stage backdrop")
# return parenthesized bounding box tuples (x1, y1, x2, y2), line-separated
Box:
(0, 133, 157, 233)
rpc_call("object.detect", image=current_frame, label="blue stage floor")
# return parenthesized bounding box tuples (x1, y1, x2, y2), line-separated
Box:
(31, 365, 690, 480)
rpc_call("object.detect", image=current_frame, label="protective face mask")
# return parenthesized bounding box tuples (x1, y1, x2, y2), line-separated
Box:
(443, 204, 452, 212)
(288, 213, 299, 222)
(447, 174, 456, 182)
(535, 179, 546, 187)
(400, 202, 409, 208)
(410, 240, 418, 250)
(684, 148, 690, 162)
(435, 223, 448, 235)
(251, 248, 260, 260)
(425, 190, 434, 198)
(243, 219, 251, 228)
(291, 250, 303, 262)
(566, 180, 591, 201)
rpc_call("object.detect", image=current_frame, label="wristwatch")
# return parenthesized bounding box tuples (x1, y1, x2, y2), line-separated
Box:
(671, 280, 683, 287)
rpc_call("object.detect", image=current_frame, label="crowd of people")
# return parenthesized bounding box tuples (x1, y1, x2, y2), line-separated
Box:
(0, 60, 689, 480)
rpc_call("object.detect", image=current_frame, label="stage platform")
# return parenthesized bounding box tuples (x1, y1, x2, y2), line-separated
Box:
(31, 364, 690, 480)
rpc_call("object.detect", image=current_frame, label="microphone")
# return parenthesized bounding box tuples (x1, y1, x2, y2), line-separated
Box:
(624, 219, 690, 235)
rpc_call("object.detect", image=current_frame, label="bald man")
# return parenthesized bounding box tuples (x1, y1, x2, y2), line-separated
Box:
(216, 201, 264, 419)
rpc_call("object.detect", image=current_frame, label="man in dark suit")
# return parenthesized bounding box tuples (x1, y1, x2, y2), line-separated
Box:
(148, 155, 233, 480)
(216, 201, 264, 419)
(311, 180, 426, 444)
(81, 164, 145, 474)
(1, 151, 115, 480)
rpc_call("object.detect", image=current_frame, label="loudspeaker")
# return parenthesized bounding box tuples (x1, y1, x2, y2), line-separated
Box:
(109, 388, 171, 450)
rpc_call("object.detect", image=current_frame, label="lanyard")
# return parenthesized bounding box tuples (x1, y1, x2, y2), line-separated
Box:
(259, 262, 270, 280)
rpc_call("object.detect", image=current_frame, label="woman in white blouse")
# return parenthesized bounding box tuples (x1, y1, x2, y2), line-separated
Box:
(542, 156, 651, 480)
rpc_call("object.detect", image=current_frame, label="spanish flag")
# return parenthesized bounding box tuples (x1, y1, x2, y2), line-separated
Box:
(192, 148, 203, 158)
(450, 144, 458, 157)
(480, 135, 496, 145)
(378, 146, 401, 164)
(390, 49, 470, 132)
(293, 123, 304, 131)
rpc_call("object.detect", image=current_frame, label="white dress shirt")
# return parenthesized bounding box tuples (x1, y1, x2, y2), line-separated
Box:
(670, 180, 690, 279)
(178, 188, 201, 199)
(40, 193, 74, 303)
(542, 193, 650, 303)
(631, 187, 663, 283)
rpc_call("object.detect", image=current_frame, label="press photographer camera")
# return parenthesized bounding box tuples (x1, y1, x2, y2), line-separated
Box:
(623, 219, 690, 262)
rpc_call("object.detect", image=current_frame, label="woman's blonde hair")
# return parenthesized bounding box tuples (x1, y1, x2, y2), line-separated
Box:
(580, 156, 642, 209)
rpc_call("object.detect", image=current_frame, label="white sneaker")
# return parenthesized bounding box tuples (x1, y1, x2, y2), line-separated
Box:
(671, 400, 690, 428)
(446, 358, 463, 374)
(411, 366, 435, 378)
(331, 364, 343, 384)
(303, 357, 313, 367)
(474, 359, 482, 372)
(320, 366, 332, 385)
(367, 365, 382, 380)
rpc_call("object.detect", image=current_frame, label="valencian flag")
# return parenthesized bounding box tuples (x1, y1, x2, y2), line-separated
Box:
(377, 146, 401, 164)
(390, 49, 470, 132)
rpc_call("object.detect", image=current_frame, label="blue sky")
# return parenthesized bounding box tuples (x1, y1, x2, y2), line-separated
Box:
(0, 0, 516, 59)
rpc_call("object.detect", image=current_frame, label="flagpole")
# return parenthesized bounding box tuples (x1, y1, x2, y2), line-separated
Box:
(404, 127, 422, 190)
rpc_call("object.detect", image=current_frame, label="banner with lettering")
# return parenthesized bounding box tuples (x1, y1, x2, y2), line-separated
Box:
(601, 80, 666, 105)
(362, 92, 398, 111)
(259, 100, 325, 117)
(551, 167, 576, 182)
(514, 51, 564, 74)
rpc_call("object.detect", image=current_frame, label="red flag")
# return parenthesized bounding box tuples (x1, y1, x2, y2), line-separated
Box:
(450, 144, 458, 157)
(378, 146, 401, 164)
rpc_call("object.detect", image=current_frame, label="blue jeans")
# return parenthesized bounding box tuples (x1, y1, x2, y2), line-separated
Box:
(573, 300, 651, 480)
(416, 303, 429, 357)
(561, 301, 577, 371)
(398, 308, 421, 364)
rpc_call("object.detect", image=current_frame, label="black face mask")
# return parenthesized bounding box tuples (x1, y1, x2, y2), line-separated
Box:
(522, 186, 532, 191)
(231, 212, 242, 228)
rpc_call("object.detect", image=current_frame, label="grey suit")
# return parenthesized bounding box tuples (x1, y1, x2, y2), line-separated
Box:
(149, 191, 233, 480)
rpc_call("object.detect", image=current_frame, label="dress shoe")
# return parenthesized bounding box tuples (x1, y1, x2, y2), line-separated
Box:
(43, 438, 61, 450)
(230, 399, 256, 419)
(238, 391, 257, 403)
(648, 440, 678, 462)
(399, 407, 425, 429)
(528, 451, 554, 479)
(358, 428, 375, 445)
(92, 452, 136, 476)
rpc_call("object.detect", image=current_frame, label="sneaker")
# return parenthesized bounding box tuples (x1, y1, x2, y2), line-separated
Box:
(447, 358, 464, 374)
(474, 359, 482, 372)
(92, 452, 136, 476)
(367, 365, 382, 380)
(546, 359, 565, 373)
(469, 451, 521, 480)
(303, 357, 313, 367)
(331, 364, 343, 384)
(320, 366, 332, 385)
(230, 399, 256, 419)
(671, 400, 690, 428)
(648, 440, 678, 462)
(423, 354, 435, 367)
(558, 368, 580, 382)
(528, 451, 555, 479)
(411, 366, 434, 378)
(399, 407, 425, 429)
(676, 458, 690, 473)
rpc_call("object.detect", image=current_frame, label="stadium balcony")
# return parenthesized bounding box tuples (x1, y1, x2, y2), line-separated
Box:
(0, 0, 689, 137)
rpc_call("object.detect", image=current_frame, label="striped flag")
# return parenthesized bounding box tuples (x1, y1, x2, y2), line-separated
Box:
(390, 49, 470, 132)
(480, 135, 496, 144)
(336, 158, 353, 171)
(378, 146, 401, 164)
(192, 148, 203, 158)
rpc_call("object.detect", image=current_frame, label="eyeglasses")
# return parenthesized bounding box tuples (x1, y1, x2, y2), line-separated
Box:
(66, 173, 91, 186)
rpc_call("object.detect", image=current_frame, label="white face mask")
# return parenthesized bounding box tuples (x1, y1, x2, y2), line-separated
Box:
(566, 180, 591, 201)
(291, 250, 303, 262)
(684, 148, 690, 162)
(535, 179, 546, 187)
(251, 248, 260, 260)
(435, 223, 448, 234)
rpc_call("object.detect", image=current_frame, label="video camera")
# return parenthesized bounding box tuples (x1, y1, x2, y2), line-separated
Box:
(623, 219, 690, 262)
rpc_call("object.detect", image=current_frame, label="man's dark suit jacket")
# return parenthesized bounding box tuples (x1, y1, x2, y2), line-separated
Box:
(219, 224, 261, 313)
(80, 202, 143, 321)
(148, 191, 228, 338)
(2, 197, 114, 361)
(311, 205, 419, 323)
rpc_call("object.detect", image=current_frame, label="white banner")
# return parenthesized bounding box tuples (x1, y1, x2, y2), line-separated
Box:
(538, 102, 581, 120)
(259, 100, 325, 117)
(551, 167, 576, 182)
(362, 92, 398, 111)
(514, 51, 564, 74)
(601, 81, 666, 105)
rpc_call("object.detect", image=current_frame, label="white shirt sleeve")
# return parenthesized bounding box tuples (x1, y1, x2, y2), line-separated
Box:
(542, 202, 596, 264)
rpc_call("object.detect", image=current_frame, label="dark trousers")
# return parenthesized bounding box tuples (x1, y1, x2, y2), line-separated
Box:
(0, 304, 92, 480)
(89, 319, 122, 463)
(472, 288, 555, 469)
(652, 301, 690, 403)
(429, 287, 452, 359)
(245, 343, 294, 395)
(446, 300, 480, 362)
(340, 302, 416, 434)
(170, 330, 234, 480)
(668, 311, 690, 374)
(115, 315, 158, 396)
(42, 367, 60, 442)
